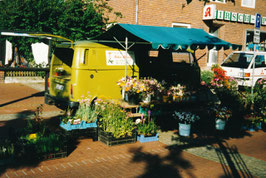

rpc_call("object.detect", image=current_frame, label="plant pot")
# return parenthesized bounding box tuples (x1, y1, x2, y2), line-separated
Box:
(162, 95, 168, 103)
(137, 133, 159, 143)
(60, 119, 97, 131)
(142, 94, 151, 104)
(179, 123, 191, 136)
(125, 93, 139, 105)
(215, 119, 226, 130)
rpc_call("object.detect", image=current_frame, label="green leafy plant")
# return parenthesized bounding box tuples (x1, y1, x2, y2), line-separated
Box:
(212, 105, 232, 121)
(201, 70, 214, 86)
(17, 105, 66, 159)
(98, 100, 135, 138)
(173, 111, 200, 124)
(74, 94, 99, 123)
(0, 0, 122, 61)
(243, 113, 263, 129)
(136, 114, 158, 136)
(21, 104, 46, 136)
(0, 139, 15, 159)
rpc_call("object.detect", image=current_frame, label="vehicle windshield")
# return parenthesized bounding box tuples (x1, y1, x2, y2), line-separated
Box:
(221, 53, 254, 69)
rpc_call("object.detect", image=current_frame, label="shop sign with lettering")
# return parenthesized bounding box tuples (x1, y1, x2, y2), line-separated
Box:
(203, 4, 216, 20)
(202, 5, 266, 26)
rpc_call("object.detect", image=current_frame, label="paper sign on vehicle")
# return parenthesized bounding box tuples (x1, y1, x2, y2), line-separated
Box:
(106, 51, 135, 66)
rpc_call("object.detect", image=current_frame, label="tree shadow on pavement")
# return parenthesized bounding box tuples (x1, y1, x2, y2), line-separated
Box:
(0, 110, 81, 176)
(0, 110, 39, 176)
(169, 131, 254, 178)
(212, 141, 253, 178)
(129, 146, 196, 178)
(0, 91, 45, 108)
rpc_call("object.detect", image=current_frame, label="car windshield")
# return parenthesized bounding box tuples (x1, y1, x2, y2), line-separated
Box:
(221, 53, 254, 69)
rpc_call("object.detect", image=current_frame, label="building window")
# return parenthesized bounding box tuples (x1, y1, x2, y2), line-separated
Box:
(207, 29, 219, 66)
(172, 23, 191, 28)
(245, 30, 266, 51)
(241, 0, 255, 8)
(210, 0, 226, 3)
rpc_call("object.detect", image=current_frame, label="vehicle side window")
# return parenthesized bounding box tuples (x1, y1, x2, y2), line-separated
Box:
(84, 49, 89, 65)
(80, 49, 89, 65)
(255, 55, 266, 68)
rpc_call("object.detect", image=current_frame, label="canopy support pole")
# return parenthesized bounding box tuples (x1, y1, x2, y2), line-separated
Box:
(112, 36, 136, 100)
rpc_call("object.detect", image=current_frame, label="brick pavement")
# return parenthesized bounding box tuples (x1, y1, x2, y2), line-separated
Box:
(0, 139, 247, 178)
(159, 130, 266, 177)
(0, 83, 61, 116)
(0, 83, 265, 177)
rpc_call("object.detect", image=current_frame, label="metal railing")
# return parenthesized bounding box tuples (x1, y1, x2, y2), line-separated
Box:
(0, 67, 49, 77)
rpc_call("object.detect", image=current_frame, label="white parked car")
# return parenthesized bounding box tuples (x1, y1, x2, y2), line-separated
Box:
(221, 51, 266, 87)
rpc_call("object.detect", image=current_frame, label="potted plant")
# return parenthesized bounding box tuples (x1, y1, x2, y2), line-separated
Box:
(140, 78, 163, 104)
(16, 105, 67, 160)
(212, 105, 232, 130)
(136, 113, 158, 143)
(117, 76, 144, 105)
(98, 100, 136, 146)
(173, 111, 200, 136)
(243, 113, 263, 131)
(169, 84, 185, 102)
(60, 94, 99, 131)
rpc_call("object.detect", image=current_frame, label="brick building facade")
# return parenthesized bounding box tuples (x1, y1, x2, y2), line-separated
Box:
(106, 0, 266, 69)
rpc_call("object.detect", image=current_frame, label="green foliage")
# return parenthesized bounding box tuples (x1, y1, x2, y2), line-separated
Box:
(243, 113, 264, 129)
(0, 139, 15, 159)
(241, 79, 266, 117)
(136, 117, 158, 136)
(200, 70, 214, 85)
(74, 95, 99, 123)
(99, 101, 135, 138)
(0, 0, 122, 60)
(20, 104, 46, 136)
(215, 87, 244, 112)
(17, 104, 65, 158)
(21, 133, 64, 156)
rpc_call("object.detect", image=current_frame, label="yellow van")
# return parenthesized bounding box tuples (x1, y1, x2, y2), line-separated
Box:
(45, 41, 139, 109)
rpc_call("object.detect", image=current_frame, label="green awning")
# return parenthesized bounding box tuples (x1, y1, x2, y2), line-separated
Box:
(92, 23, 242, 51)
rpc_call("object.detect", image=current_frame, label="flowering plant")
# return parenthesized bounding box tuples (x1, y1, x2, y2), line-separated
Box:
(173, 111, 200, 124)
(74, 95, 99, 123)
(98, 100, 135, 138)
(209, 65, 238, 90)
(141, 78, 164, 97)
(169, 84, 185, 97)
(135, 113, 157, 136)
(212, 105, 232, 121)
(243, 113, 263, 129)
(117, 76, 145, 95)
(61, 93, 104, 125)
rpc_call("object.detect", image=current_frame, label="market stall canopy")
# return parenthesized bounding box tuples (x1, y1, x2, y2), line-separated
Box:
(0, 31, 73, 43)
(92, 23, 242, 51)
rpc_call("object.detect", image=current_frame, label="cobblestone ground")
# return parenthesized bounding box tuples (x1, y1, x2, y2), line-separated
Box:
(159, 130, 266, 178)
